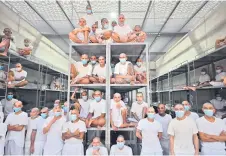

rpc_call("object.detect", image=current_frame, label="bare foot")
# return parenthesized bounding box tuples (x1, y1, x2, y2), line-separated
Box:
(188, 87, 197, 91)
(0, 53, 7, 56)
(183, 86, 189, 90)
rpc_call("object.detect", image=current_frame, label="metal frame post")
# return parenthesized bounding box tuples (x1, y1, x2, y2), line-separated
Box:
(67, 44, 72, 120)
(146, 43, 151, 106)
(4, 54, 11, 100)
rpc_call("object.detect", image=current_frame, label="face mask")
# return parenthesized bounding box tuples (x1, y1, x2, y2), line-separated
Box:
(41, 113, 47, 119)
(91, 60, 96, 65)
(216, 97, 222, 101)
(7, 95, 13, 100)
(54, 112, 61, 117)
(204, 109, 214, 117)
(54, 104, 58, 107)
(111, 64, 115, 68)
(70, 114, 77, 121)
(184, 105, 190, 111)
(104, 24, 109, 29)
(147, 113, 155, 119)
(82, 96, 88, 101)
(93, 146, 100, 150)
(81, 59, 88, 65)
(87, 9, 92, 14)
(63, 107, 68, 113)
(216, 69, 222, 74)
(13, 107, 21, 113)
(136, 62, 141, 66)
(95, 96, 101, 102)
(175, 111, 185, 118)
(117, 142, 125, 149)
(119, 58, 126, 64)
(0, 66, 3, 70)
(16, 67, 21, 72)
(201, 72, 206, 75)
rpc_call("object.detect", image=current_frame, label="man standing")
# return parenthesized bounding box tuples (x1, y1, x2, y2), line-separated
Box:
(110, 135, 133, 155)
(30, 107, 49, 155)
(43, 105, 66, 155)
(182, 100, 199, 121)
(62, 109, 87, 155)
(155, 104, 172, 155)
(83, 5, 98, 28)
(168, 104, 199, 155)
(136, 107, 163, 155)
(196, 103, 226, 155)
(5, 101, 28, 155)
(0, 91, 18, 118)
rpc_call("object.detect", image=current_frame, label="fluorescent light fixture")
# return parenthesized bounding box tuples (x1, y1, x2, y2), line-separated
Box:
(110, 12, 117, 18)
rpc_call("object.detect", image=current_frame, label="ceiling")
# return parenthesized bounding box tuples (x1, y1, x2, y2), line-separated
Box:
(2, 0, 221, 61)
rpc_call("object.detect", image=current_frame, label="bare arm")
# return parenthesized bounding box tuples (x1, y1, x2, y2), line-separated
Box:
(69, 29, 82, 43)
(73, 131, 84, 140)
(136, 129, 142, 140)
(7, 125, 25, 131)
(62, 131, 73, 140)
(158, 132, 162, 139)
(209, 131, 226, 142)
(169, 135, 175, 155)
(110, 110, 115, 128)
(30, 130, 37, 154)
(132, 112, 140, 121)
(43, 118, 56, 134)
(199, 132, 218, 142)
(193, 134, 199, 154)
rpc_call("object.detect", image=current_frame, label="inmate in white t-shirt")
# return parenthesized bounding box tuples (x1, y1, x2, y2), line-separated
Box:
(5, 112, 28, 147)
(75, 62, 92, 78)
(114, 24, 132, 37)
(25, 116, 41, 142)
(131, 101, 148, 120)
(167, 117, 198, 155)
(0, 98, 18, 116)
(110, 99, 126, 127)
(215, 71, 226, 81)
(155, 114, 172, 140)
(210, 99, 226, 110)
(62, 120, 87, 144)
(137, 118, 163, 154)
(134, 65, 146, 74)
(89, 99, 106, 118)
(187, 112, 199, 122)
(10, 68, 27, 82)
(110, 144, 133, 156)
(199, 74, 210, 83)
(92, 64, 112, 78)
(196, 117, 226, 152)
(78, 99, 91, 118)
(32, 117, 47, 142)
(114, 61, 131, 76)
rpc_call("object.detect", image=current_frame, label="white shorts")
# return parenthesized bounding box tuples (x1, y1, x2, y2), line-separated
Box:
(62, 143, 84, 155)
(5, 140, 24, 155)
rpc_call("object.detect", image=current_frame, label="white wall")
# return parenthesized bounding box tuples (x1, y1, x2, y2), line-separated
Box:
(156, 3, 226, 76)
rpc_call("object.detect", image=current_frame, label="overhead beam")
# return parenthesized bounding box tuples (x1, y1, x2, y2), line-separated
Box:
(56, 1, 75, 29)
(148, 1, 181, 50)
(118, 0, 121, 15)
(141, 0, 153, 29)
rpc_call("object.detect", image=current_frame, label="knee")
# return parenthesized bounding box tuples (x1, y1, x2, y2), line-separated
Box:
(110, 78, 115, 84)
(121, 108, 127, 115)
(89, 77, 95, 82)
(89, 36, 97, 43)
(115, 78, 123, 84)
(81, 78, 90, 84)
(98, 118, 106, 126)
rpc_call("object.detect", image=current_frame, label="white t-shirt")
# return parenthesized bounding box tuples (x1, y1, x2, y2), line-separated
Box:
(114, 24, 132, 37)
(62, 120, 87, 144)
(89, 99, 106, 118)
(137, 118, 163, 154)
(110, 144, 133, 156)
(155, 114, 172, 140)
(78, 99, 92, 118)
(93, 64, 112, 78)
(114, 61, 131, 76)
(196, 116, 226, 151)
(50, 78, 61, 90)
(0, 123, 7, 155)
(110, 99, 126, 127)
(86, 146, 108, 156)
(210, 99, 226, 110)
(215, 71, 226, 81)
(25, 116, 41, 142)
(32, 117, 47, 142)
(83, 14, 98, 28)
(134, 65, 146, 74)
(75, 62, 92, 78)
(187, 112, 199, 121)
(223, 118, 226, 125)
(0, 98, 18, 116)
(167, 117, 198, 155)
(199, 74, 210, 83)
(131, 101, 148, 120)
(5, 112, 28, 147)
(10, 68, 27, 83)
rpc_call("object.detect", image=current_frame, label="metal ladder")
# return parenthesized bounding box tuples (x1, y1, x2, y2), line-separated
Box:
(38, 65, 48, 107)
(59, 73, 66, 102)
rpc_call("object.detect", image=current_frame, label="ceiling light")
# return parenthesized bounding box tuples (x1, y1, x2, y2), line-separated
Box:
(110, 12, 117, 18)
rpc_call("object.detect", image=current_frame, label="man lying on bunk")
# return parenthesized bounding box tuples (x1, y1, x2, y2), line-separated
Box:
(128, 25, 147, 42)
(89, 56, 115, 84)
(71, 54, 92, 84)
(86, 90, 106, 128)
(114, 53, 135, 84)
(0, 28, 13, 56)
(111, 93, 135, 131)
(69, 18, 90, 44)
(90, 18, 113, 44)
(215, 36, 226, 48)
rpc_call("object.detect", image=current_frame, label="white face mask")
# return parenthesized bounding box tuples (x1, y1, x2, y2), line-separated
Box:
(216, 69, 222, 74)
(82, 96, 88, 101)
(16, 67, 22, 72)
(201, 72, 206, 75)
(216, 97, 222, 101)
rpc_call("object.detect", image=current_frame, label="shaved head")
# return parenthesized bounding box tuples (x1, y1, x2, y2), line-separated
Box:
(119, 53, 127, 57)
(41, 107, 48, 112)
(182, 101, 190, 105)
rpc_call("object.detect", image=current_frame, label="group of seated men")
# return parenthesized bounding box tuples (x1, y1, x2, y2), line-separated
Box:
(70, 53, 147, 85)
(0, 28, 33, 57)
(0, 88, 226, 155)
(69, 13, 146, 44)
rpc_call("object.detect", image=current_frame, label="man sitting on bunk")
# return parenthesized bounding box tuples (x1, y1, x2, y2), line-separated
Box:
(69, 18, 90, 44)
(128, 25, 147, 42)
(89, 24, 97, 36)
(90, 18, 113, 44)
(86, 90, 106, 128)
(112, 14, 133, 43)
(8, 63, 28, 88)
(111, 20, 117, 30)
(89, 56, 115, 84)
(17, 38, 33, 56)
(71, 54, 92, 84)
(114, 53, 135, 84)
(215, 36, 226, 48)
(111, 93, 135, 131)
(89, 55, 98, 70)
(134, 58, 147, 83)
(0, 28, 14, 56)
